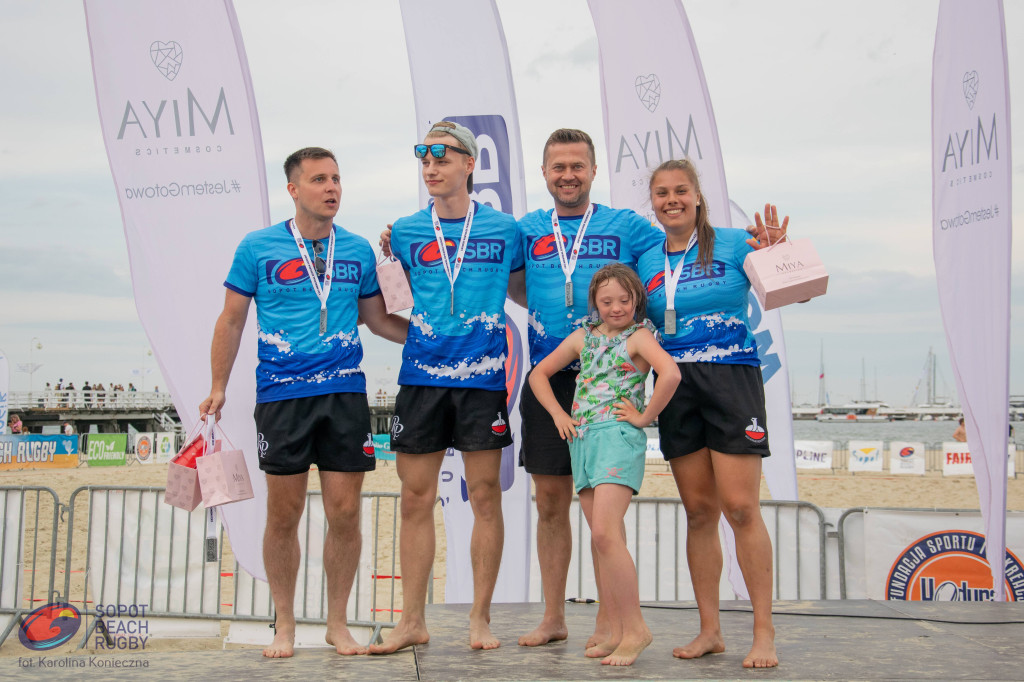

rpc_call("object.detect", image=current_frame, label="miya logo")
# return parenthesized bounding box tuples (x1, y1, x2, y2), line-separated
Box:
(962, 70, 979, 110)
(150, 40, 183, 81)
(635, 73, 661, 112)
(443, 115, 512, 213)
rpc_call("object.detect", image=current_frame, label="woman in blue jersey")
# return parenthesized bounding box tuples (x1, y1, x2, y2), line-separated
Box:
(637, 159, 786, 669)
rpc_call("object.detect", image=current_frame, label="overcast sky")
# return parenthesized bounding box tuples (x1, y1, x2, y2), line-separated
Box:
(1, 0, 1022, 407)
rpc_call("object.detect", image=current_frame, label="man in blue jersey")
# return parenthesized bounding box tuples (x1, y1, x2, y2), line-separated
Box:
(508, 129, 664, 648)
(370, 122, 523, 654)
(199, 147, 408, 659)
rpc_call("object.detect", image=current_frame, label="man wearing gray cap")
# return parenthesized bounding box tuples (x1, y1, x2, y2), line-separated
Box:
(371, 121, 523, 654)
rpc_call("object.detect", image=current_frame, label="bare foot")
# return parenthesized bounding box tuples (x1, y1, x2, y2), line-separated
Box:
(369, 620, 429, 655)
(602, 629, 653, 666)
(469, 615, 500, 650)
(742, 628, 777, 668)
(518, 618, 568, 647)
(325, 624, 368, 655)
(672, 630, 725, 659)
(585, 623, 611, 649)
(585, 639, 617, 659)
(263, 626, 295, 658)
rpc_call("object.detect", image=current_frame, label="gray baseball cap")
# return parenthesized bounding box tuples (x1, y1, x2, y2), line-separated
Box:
(428, 121, 478, 159)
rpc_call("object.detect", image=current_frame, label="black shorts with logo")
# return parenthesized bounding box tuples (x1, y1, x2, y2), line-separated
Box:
(518, 368, 579, 476)
(390, 386, 512, 454)
(657, 362, 771, 459)
(253, 392, 376, 475)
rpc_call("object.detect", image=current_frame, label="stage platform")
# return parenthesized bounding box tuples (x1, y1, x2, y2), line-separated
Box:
(6, 600, 1024, 680)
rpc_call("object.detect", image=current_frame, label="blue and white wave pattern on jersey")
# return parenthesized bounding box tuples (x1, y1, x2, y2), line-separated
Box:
(391, 202, 523, 390)
(225, 221, 381, 402)
(637, 227, 759, 365)
(519, 205, 662, 369)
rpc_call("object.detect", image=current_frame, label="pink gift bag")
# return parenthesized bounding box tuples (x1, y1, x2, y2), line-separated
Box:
(164, 420, 216, 512)
(743, 237, 828, 311)
(376, 252, 413, 314)
(196, 418, 254, 508)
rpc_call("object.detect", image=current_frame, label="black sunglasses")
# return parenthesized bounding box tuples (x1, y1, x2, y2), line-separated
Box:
(312, 240, 326, 275)
(414, 143, 470, 159)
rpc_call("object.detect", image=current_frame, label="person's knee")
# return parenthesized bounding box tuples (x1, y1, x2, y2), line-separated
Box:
(264, 496, 306, 534)
(721, 499, 760, 529)
(589, 522, 622, 556)
(400, 485, 437, 518)
(466, 478, 502, 519)
(534, 480, 572, 523)
(683, 500, 720, 531)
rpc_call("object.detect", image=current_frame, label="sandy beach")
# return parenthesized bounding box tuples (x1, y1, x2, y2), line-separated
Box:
(1, 460, 1021, 659)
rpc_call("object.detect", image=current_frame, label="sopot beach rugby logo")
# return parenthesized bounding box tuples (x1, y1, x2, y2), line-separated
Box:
(19, 603, 82, 650)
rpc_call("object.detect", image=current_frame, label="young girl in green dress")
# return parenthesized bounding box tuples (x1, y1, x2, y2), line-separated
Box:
(529, 262, 680, 666)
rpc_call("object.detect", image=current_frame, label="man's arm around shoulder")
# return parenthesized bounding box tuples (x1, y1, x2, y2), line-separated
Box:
(358, 294, 409, 345)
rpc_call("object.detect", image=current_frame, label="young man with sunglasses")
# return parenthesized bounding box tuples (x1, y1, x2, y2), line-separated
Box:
(200, 146, 407, 659)
(507, 129, 664, 651)
(370, 122, 522, 654)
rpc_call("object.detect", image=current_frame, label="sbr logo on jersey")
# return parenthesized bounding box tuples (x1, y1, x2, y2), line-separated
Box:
(264, 259, 362, 286)
(646, 271, 665, 295)
(444, 114, 513, 213)
(411, 239, 506, 268)
(886, 530, 1024, 601)
(362, 433, 375, 457)
(527, 234, 622, 262)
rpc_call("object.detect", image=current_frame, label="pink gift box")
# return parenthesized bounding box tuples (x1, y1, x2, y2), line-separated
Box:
(197, 447, 254, 508)
(376, 255, 413, 314)
(164, 434, 219, 512)
(743, 238, 828, 311)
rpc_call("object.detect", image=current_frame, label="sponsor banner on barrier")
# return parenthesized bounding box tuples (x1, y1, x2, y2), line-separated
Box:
(154, 432, 176, 463)
(87, 435, 128, 467)
(645, 438, 663, 461)
(371, 434, 395, 462)
(942, 441, 973, 476)
(135, 433, 155, 465)
(0, 435, 79, 471)
(848, 440, 884, 473)
(889, 441, 927, 476)
(794, 440, 833, 470)
(941, 442, 1017, 478)
(865, 509, 1024, 601)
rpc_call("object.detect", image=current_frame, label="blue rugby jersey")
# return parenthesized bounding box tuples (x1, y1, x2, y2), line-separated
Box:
(518, 205, 663, 369)
(391, 201, 523, 390)
(224, 221, 381, 402)
(637, 227, 760, 365)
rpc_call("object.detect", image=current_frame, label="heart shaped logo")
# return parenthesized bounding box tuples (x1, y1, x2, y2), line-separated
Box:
(150, 41, 183, 81)
(962, 70, 979, 110)
(635, 73, 661, 113)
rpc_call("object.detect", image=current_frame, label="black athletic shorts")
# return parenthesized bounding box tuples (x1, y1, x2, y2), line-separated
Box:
(518, 368, 579, 476)
(657, 362, 771, 459)
(390, 386, 512, 454)
(253, 392, 376, 475)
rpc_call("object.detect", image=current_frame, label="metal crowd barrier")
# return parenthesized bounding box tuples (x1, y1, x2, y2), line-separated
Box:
(563, 497, 827, 604)
(56, 486, 415, 647)
(0, 486, 61, 647)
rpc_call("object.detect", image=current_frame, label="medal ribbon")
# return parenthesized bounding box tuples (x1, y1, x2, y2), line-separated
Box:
(430, 201, 475, 313)
(663, 230, 698, 313)
(550, 204, 594, 297)
(288, 219, 334, 333)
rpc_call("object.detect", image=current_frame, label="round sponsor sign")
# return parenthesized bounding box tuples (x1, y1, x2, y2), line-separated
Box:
(886, 529, 1024, 601)
(136, 435, 152, 463)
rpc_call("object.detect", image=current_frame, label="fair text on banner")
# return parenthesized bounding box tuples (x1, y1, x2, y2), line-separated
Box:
(399, 0, 530, 603)
(84, 0, 269, 580)
(932, 0, 1012, 599)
